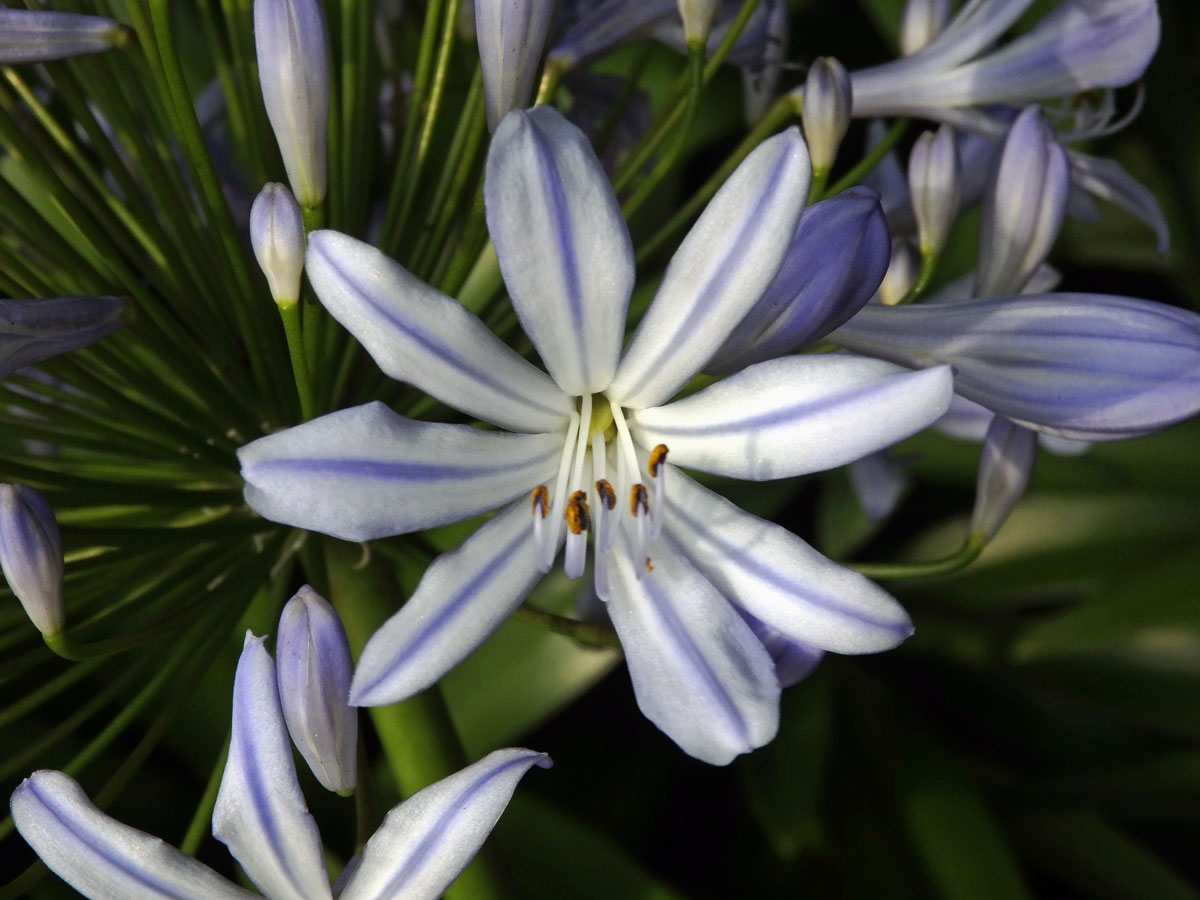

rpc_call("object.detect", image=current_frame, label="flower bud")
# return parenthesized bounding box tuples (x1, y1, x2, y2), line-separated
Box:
(877, 238, 919, 306)
(969, 417, 1037, 543)
(899, 0, 949, 56)
(977, 105, 1069, 297)
(0, 485, 64, 637)
(908, 125, 960, 257)
(801, 57, 852, 175)
(250, 183, 306, 307)
(475, 0, 556, 131)
(254, 0, 329, 208)
(677, 0, 719, 46)
(0, 295, 123, 380)
(0, 11, 130, 64)
(276, 586, 356, 794)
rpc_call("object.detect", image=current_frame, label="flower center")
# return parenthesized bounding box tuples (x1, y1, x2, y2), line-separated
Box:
(528, 394, 668, 599)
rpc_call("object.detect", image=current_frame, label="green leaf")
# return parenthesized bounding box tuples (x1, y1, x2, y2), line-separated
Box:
(494, 793, 686, 900)
(1016, 812, 1200, 900)
(739, 673, 832, 859)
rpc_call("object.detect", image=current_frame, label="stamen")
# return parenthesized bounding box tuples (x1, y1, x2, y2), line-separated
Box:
(530, 485, 549, 561)
(563, 490, 590, 579)
(594, 478, 616, 554)
(540, 411, 580, 573)
(647, 443, 668, 539)
(629, 483, 650, 578)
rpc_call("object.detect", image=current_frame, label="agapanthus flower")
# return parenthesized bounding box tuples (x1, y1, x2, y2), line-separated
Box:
(240, 107, 954, 764)
(847, 0, 1160, 131)
(12, 631, 548, 900)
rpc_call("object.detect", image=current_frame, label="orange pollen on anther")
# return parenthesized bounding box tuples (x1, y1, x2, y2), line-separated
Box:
(565, 490, 591, 534)
(648, 444, 669, 478)
(595, 479, 616, 510)
(644, 557, 654, 572)
(629, 483, 649, 517)
(530, 485, 549, 518)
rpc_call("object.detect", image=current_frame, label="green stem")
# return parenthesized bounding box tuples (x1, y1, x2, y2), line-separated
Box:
(514, 605, 620, 649)
(634, 92, 799, 264)
(850, 535, 983, 580)
(820, 116, 911, 200)
(180, 737, 230, 855)
(456, 241, 502, 314)
(323, 539, 510, 900)
(807, 168, 829, 204)
(895, 250, 938, 306)
(621, 45, 706, 220)
(279, 303, 318, 420)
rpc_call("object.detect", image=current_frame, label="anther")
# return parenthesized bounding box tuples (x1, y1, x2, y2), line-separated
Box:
(595, 480, 616, 511)
(648, 444, 669, 478)
(647, 444, 668, 539)
(530, 484, 552, 572)
(563, 490, 591, 579)
(530, 485, 549, 517)
(629, 484, 650, 580)
(629, 483, 649, 518)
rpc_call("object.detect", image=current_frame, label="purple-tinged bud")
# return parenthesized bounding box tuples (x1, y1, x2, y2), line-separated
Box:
(801, 58, 852, 175)
(878, 238, 919, 306)
(0, 11, 130, 64)
(969, 417, 1037, 543)
(250, 183, 305, 307)
(710, 188, 890, 371)
(0, 296, 123, 380)
(474, 0, 556, 131)
(677, 0, 719, 46)
(899, 0, 949, 56)
(0, 485, 63, 637)
(276, 586, 356, 794)
(254, 0, 329, 208)
(977, 106, 1069, 297)
(908, 125, 960, 257)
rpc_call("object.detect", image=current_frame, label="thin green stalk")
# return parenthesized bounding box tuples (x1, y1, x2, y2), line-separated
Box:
(621, 45, 706, 220)
(634, 92, 799, 265)
(850, 535, 984, 580)
(514, 605, 621, 649)
(180, 737, 230, 855)
(820, 116, 911, 200)
(279, 303, 318, 420)
(894, 250, 938, 306)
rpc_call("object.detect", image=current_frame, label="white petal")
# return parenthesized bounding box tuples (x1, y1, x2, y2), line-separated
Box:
(306, 231, 572, 433)
(629, 355, 953, 480)
(666, 471, 912, 653)
(607, 534, 779, 765)
(486, 108, 633, 395)
(239, 402, 561, 542)
(212, 634, 332, 900)
(338, 748, 550, 900)
(351, 500, 544, 706)
(608, 128, 811, 409)
(12, 770, 253, 900)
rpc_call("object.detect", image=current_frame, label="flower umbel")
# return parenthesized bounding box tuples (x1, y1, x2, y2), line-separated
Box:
(240, 108, 954, 764)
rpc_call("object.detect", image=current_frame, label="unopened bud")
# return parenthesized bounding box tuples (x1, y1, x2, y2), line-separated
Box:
(276, 586, 357, 794)
(908, 125, 961, 256)
(899, 0, 949, 56)
(0, 485, 64, 637)
(878, 238, 919, 306)
(977, 105, 1069, 297)
(969, 417, 1037, 543)
(250, 183, 306, 307)
(0, 11, 130, 64)
(676, 0, 719, 46)
(254, 0, 329, 208)
(475, 0, 556, 131)
(801, 57, 852, 175)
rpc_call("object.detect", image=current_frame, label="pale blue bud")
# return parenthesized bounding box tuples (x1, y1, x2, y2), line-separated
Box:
(878, 238, 919, 306)
(908, 124, 960, 256)
(254, 0, 329, 207)
(276, 586, 357, 794)
(0, 296, 123, 381)
(0, 10, 129, 64)
(801, 57, 852, 174)
(0, 485, 63, 637)
(969, 417, 1037, 542)
(977, 106, 1068, 297)
(899, 0, 949, 56)
(677, 0, 719, 45)
(250, 183, 306, 307)
(474, 0, 556, 131)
